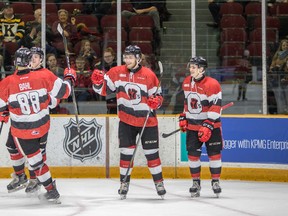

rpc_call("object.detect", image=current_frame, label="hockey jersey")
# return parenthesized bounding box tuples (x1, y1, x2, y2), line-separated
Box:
(93, 65, 162, 127)
(0, 68, 71, 139)
(182, 75, 222, 130)
(0, 15, 25, 41)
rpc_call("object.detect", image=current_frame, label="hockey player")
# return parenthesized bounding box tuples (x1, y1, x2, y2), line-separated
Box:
(179, 56, 223, 198)
(1, 47, 59, 195)
(0, 47, 76, 203)
(91, 45, 166, 199)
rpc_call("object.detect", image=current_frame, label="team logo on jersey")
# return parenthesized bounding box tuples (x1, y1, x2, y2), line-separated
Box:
(63, 118, 102, 162)
(187, 93, 202, 114)
(124, 83, 141, 105)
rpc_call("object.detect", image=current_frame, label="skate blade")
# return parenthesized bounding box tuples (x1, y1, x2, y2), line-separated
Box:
(214, 193, 220, 198)
(120, 194, 127, 200)
(8, 183, 28, 193)
(38, 194, 61, 204)
(26, 188, 41, 197)
(159, 195, 165, 200)
(190, 192, 200, 198)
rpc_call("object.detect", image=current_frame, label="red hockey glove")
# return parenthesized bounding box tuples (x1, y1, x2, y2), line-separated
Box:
(0, 111, 9, 123)
(198, 120, 214, 142)
(91, 69, 104, 85)
(147, 95, 161, 110)
(179, 113, 188, 132)
(64, 68, 77, 84)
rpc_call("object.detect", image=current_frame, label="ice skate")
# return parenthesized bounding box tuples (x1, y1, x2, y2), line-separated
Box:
(38, 181, 61, 204)
(25, 179, 41, 194)
(155, 181, 166, 199)
(189, 180, 201, 197)
(118, 182, 129, 200)
(212, 180, 221, 198)
(7, 173, 28, 193)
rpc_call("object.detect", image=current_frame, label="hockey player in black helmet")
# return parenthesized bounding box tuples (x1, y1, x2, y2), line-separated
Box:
(14, 47, 31, 68)
(29, 46, 44, 70)
(91, 44, 166, 199)
(0, 47, 76, 203)
(179, 56, 223, 198)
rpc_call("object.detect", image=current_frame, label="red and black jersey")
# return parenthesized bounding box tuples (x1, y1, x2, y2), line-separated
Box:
(182, 75, 222, 130)
(0, 68, 71, 139)
(93, 65, 162, 127)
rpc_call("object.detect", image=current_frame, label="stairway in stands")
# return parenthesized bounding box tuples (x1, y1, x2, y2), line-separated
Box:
(160, 0, 220, 77)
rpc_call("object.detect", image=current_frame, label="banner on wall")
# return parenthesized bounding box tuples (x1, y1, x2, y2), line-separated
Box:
(180, 117, 288, 164)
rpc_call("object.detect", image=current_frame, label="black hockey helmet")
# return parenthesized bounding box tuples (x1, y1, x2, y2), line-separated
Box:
(123, 45, 142, 60)
(30, 47, 44, 60)
(188, 56, 208, 69)
(14, 48, 31, 67)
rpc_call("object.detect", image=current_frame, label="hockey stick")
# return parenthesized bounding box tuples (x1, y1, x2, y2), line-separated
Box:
(57, 23, 84, 156)
(121, 61, 164, 187)
(161, 101, 234, 138)
(0, 121, 3, 135)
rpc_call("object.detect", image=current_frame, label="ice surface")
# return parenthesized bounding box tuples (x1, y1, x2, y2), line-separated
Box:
(0, 178, 287, 216)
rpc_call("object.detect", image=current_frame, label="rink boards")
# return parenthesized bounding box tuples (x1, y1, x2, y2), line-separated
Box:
(0, 114, 287, 182)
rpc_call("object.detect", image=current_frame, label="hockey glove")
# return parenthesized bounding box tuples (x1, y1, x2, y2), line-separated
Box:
(179, 113, 188, 132)
(198, 120, 214, 142)
(91, 69, 104, 85)
(0, 111, 9, 123)
(147, 95, 161, 110)
(64, 68, 77, 84)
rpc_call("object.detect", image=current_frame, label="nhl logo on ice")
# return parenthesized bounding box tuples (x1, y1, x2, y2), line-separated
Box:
(63, 119, 102, 162)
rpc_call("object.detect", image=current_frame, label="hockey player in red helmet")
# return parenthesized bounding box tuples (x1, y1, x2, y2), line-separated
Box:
(179, 56, 223, 198)
(0, 47, 76, 203)
(91, 45, 166, 199)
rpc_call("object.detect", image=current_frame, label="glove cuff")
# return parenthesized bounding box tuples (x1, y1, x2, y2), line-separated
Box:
(179, 113, 186, 121)
(202, 120, 214, 131)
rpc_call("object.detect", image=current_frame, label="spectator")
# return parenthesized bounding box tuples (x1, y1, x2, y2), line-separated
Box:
(279, 59, 288, 113)
(51, 9, 78, 54)
(74, 56, 94, 101)
(268, 40, 288, 113)
(95, 47, 117, 114)
(46, 53, 64, 79)
(78, 39, 98, 70)
(20, 8, 56, 55)
(206, 0, 224, 28)
(82, 0, 116, 17)
(267, 39, 288, 114)
(269, 39, 288, 73)
(0, 3, 25, 43)
(234, 50, 252, 101)
(0, 54, 4, 79)
(141, 53, 153, 69)
(0, 47, 11, 73)
(122, 0, 162, 51)
(140, 53, 159, 74)
(157, 0, 172, 27)
(206, 0, 249, 28)
(95, 47, 117, 71)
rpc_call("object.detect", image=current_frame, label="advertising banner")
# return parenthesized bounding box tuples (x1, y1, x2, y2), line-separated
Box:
(180, 117, 288, 164)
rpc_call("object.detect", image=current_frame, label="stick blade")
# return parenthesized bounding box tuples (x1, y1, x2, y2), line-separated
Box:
(158, 61, 163, 77)
(57, 23, 64, 35)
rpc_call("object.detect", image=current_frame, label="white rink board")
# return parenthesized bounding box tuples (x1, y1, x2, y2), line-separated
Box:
(0, 116, 180, 168)
(108, 116, 179, 167)
(47, 117, 106, 166)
